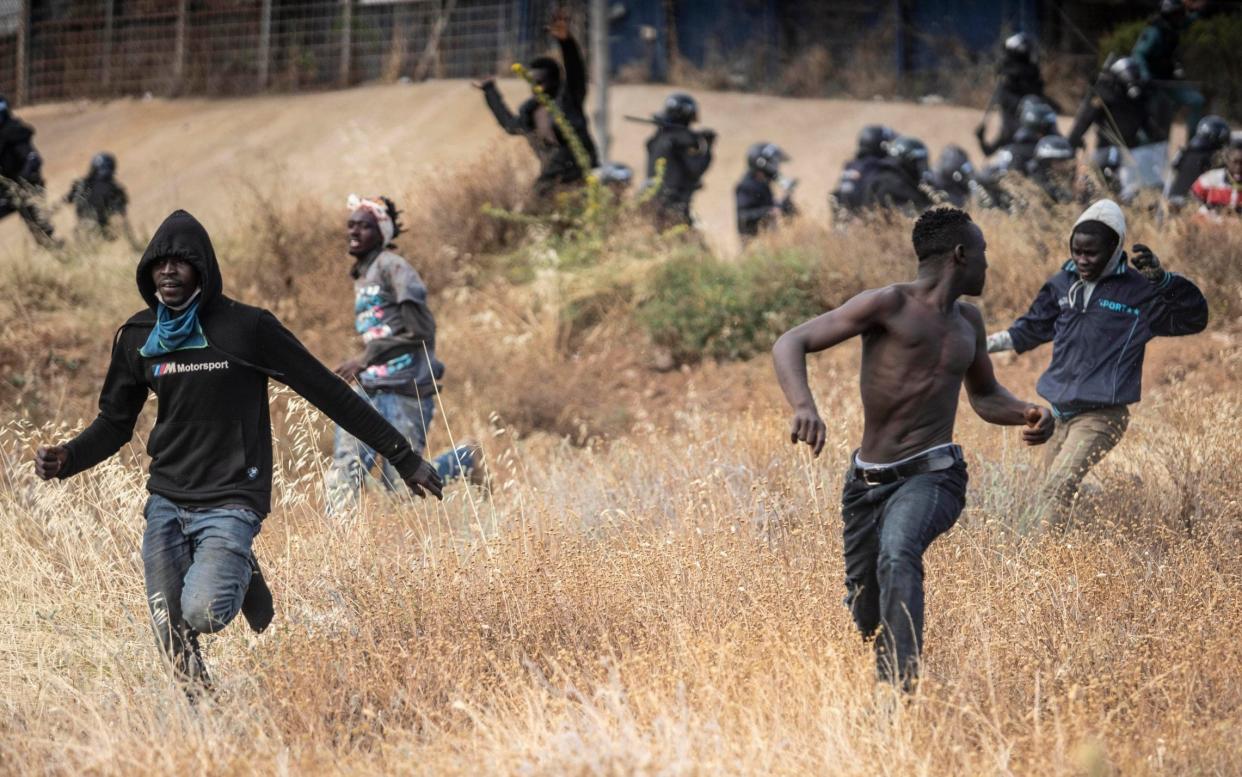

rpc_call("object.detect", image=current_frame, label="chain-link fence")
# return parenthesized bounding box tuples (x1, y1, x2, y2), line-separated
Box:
(0, 0, 565, 104)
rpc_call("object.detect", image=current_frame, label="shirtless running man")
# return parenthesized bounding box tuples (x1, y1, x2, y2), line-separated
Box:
(772, 207, 1054, 690)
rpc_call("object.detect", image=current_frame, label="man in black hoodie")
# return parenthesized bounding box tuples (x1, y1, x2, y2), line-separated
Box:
(33, 210, 443, 692)
(474, 9, 598, 198)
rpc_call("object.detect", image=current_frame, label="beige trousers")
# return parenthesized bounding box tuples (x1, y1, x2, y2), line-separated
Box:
(1038, 405, 1131, 529)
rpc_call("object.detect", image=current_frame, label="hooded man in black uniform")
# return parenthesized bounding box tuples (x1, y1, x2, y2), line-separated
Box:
(642, 92, 715, 229)
(0, 95, 57, 247)
(34, 211, 443, 694)
(474, 9, 598, 198)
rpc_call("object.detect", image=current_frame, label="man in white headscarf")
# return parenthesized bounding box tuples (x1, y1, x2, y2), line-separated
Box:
(326, 195, 483, 511)
(987, 199, 1209, 528)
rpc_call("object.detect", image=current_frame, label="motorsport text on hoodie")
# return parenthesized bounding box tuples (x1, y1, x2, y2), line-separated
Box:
(56, 210, 427, 515)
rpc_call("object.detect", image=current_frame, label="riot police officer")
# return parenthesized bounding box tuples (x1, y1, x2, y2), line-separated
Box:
(0, 95, 57, 247)
(977, 32, 1061, 154)
(642, 93, 715, 229)
(861, 135, 932, 215)
(831, 124, 897, 221)
(66, 152, 131, 239)
(1166, 114, 1229, 204)
(736, 142, 795, 239)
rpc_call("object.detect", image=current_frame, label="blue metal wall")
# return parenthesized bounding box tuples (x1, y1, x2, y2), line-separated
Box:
(599, 0, 1049, 81)
(905, 0, 1042, 71)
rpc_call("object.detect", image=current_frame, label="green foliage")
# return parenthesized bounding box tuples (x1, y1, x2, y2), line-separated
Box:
(1098, 19, 1146, 63)
(637, 247, 822, 365)
(1182, 14, 1242, 122)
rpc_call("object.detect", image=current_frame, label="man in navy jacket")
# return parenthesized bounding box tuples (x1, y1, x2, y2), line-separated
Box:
(987, 199, 1208, 528)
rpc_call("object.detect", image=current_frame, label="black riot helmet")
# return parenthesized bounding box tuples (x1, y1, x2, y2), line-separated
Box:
(934, 144, 974, 183)
(1160, 0, 1185, 17)
(1019, 96, 1058, 136)
(857, 124, 897, 158)
(660, 93, 698, 126)
(1107, 57, 1146, 100)
(888, 135, 930, 179)
(90, 152, 117, 180)
(0, 95, 9, 125)
(747, 142, 789, 177)
(1190, 115, 1231, 152)
(1034, 135, 1074, 163)
(1004, 32, 1037, 64)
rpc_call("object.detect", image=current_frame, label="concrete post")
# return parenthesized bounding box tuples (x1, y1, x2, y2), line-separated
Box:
(258, 0, 272, 89)
(339, 0, 353, 87)
(102, 0, 114, 92)
(15, 0, 29, 105)
(589, 0, 609, 163)
(173, 0, 189, 91)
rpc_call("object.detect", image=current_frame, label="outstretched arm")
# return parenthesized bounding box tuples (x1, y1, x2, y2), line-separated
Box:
(476, 80, 526, 135)
(1003, 279, 1060, 353)
(1132, 245, 1210, 337)
(961, 304, 1053, 444)
(36, 327, 149, 481)
(255, 311, 442, 498)
(772, 287, 898, 456)
(558, 35, 588, 108)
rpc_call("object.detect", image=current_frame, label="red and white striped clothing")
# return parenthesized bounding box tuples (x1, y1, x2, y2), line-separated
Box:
(1190, 167, 1242, 212)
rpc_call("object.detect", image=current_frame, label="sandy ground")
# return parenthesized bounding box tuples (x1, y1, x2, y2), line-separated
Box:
(3, 80, 995, 256)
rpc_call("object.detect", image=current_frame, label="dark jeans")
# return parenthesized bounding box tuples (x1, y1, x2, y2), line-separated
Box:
(840, 458, 967, 688)
(142, 493, 261, 684)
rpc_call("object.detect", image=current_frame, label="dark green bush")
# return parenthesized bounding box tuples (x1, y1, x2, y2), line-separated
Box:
(636, 247, 822, 365)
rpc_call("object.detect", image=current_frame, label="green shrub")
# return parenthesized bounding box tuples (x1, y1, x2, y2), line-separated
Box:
(636, 247, 822, 365)
(1098, 19, 1146, 62)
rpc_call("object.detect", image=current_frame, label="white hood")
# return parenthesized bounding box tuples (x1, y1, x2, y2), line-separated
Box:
(1068, 199, 1127, 309)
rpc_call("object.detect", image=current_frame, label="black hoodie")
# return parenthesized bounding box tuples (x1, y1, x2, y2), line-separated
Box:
(58, 210, 425, 515)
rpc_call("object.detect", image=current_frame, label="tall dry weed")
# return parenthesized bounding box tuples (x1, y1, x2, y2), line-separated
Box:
(1, 340, 1239, 774)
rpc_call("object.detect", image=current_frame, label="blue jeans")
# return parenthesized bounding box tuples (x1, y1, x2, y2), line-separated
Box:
(328, 387, 472, 510)
(142, 493, 261, 683)
(840, 459, 968, 689)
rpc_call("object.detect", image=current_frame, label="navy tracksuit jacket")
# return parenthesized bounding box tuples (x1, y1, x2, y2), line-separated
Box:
(1007, 256, 1209, 414)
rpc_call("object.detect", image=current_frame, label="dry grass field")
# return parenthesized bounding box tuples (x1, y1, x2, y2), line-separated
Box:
(0, 88, 1239, 776)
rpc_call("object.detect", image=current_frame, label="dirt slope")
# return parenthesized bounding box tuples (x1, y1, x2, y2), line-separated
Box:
(3, 81, 990, 255)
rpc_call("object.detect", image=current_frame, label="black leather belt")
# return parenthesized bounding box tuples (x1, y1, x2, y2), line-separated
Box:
(850, 444, 964, 487)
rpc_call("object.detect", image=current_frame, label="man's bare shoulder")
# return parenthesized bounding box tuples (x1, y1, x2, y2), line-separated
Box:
(856, 283, 910, 313)
(955, 300, 986, 332)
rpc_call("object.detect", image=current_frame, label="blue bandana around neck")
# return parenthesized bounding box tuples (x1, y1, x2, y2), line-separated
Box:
(139, 294, 209, 357)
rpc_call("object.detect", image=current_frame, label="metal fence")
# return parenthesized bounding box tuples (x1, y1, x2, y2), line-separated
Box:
(0, 0, 562, 105)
